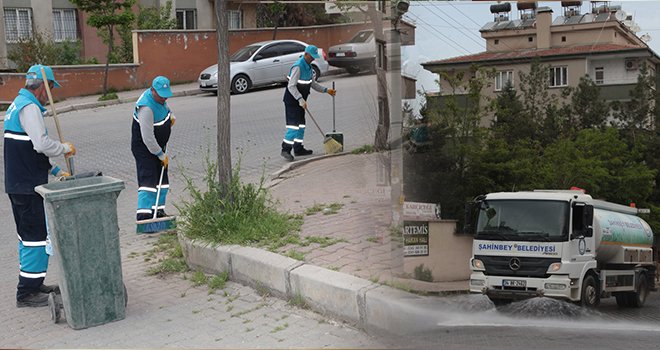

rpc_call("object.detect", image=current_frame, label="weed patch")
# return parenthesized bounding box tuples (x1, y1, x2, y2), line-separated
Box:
(176, 155, 302, 249)
(145, 232, 189, 276)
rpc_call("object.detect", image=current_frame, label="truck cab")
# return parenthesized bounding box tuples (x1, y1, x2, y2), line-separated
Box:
(467, 190, 655, 307)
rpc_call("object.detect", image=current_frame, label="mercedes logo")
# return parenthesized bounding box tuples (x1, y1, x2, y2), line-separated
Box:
(509, 258, 521, 271)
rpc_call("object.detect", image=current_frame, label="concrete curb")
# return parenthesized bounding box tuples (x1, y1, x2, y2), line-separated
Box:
(178, 235, 434, 335)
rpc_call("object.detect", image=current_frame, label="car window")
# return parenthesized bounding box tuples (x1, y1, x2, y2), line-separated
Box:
(256, 44, 283, 60)
(231, 45, 261, 62)
(279, 42, 306, 55)
(349, 31, 373, 43)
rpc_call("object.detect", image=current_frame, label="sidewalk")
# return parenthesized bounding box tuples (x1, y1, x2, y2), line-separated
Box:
(267, 152, 469, 295)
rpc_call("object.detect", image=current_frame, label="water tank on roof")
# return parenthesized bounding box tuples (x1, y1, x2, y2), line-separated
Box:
(561, 1, 582, 7)
(490, 2, 511, 14)
(517, 2, 537, 11)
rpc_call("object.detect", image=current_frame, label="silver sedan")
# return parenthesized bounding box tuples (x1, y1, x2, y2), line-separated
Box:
(198, 39, 329, 94)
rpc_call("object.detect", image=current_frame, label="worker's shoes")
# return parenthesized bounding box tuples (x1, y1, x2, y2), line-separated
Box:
(16, 292, 49, 308)
(39, 284, 60, 294)
(294, 148, 313, 156)
(281, 150, 294, 162)
(156, 209, 171, 218)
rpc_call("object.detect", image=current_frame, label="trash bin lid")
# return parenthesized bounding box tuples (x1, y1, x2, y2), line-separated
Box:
(35, 176, 125, 202)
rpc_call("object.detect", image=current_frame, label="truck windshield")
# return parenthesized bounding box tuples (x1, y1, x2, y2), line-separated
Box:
(475, 200, 569, 242)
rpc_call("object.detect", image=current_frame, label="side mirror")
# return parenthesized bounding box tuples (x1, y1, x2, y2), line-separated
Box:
(463, 202, 476, 235)
(253, 55, 262, 61)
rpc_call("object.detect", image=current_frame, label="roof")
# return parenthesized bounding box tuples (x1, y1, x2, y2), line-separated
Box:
(423, 43, 648, 67)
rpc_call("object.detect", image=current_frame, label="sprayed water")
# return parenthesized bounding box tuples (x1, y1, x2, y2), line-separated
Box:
(391, 294, 660, 335)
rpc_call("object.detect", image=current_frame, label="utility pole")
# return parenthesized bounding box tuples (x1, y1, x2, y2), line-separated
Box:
(215, 0, 232, 190)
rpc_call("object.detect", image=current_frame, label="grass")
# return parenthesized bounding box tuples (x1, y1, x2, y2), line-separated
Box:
(351, 144, 375, 154)
(98, 92, 118, 101)
(304, 202, 344, 216)
(284, 250, 305, 261)
(145, 232, 189, 276)
(303, 235, 347, 248)
(288, 294, 308, 309)
(271, 323, 289, 333)
(366, 236, 380, 243)
(176, 154, 303, 249)
(208, 272, 228, 293)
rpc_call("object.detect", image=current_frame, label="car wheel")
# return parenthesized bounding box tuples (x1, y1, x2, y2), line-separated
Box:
(231, 74, 251, 94)
(312, 65, 321, 81)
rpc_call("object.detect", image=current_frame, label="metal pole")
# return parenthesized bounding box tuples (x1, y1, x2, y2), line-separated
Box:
(332, 81, 336, 132)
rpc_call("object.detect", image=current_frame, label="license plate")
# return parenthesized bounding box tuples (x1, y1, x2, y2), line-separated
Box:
(503, 279, 526, 288)
(201, 82, 207, 87)
(336, 52, 345, 57)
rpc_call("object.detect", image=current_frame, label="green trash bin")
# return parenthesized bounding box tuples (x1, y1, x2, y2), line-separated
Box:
(35, 176, 126, 330)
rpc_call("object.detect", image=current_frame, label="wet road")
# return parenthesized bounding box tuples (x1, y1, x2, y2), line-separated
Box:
(386, 292, 660, 349)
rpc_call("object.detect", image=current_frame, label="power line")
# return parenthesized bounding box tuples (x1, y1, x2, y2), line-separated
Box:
(406, 11, 472, 55)
(427, 2, 486, 48)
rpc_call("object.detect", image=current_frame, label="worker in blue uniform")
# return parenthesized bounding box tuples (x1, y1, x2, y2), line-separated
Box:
(131, 76, 176, 226)
(281, 45, 336, 161)
(3, 64, 76, 307)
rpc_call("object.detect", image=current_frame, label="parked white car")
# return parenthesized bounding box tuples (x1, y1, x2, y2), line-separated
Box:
(328, 30, 375, 75)
(198, 39, 329, 94)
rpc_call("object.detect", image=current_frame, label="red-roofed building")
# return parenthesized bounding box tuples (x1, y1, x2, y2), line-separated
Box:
(421, 2, 660, 124)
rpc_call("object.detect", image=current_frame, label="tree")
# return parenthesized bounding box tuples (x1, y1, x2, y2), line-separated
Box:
(256, 1, 286, 39)
(70, 0, 136, 95)
(138, 0, 177, 29)
(215, 0, 232, 192)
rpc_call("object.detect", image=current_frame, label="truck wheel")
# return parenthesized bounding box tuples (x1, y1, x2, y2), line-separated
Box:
(580, 274, 600, 308)
(630, 274, 649, 308)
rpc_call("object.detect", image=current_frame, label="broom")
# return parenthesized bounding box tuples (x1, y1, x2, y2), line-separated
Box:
(41, 67, 74, 175)
(304, 105, 343, 155)
(136, 163, 176, 233)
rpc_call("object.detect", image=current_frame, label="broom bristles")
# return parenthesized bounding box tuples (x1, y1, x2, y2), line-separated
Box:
(323, 137, 343, 154)
(136, 217, 176, 234)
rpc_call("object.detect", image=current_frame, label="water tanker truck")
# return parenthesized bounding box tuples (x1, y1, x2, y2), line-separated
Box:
(466, 190, 655, 307)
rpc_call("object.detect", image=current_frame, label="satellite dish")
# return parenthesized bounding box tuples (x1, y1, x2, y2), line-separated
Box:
(640, 33, 652, 43)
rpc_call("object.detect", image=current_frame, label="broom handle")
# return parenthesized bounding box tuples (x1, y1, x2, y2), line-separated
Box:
(304, 105, 326, 136)
(153, 165, 165, 220)
(332, 81, 336, 132)
(41, 67, 72, 175)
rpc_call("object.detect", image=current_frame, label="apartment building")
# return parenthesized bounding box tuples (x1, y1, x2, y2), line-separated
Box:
(0, 0, 256, 69)
(422, 1, 660, 123)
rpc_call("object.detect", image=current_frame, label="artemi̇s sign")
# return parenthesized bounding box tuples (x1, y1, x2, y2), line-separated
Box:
(403, 221, 429, 256)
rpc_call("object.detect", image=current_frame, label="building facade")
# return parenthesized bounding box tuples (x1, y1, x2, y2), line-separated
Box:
(0, 0, 256, 70)
(422, 1, 660, 125)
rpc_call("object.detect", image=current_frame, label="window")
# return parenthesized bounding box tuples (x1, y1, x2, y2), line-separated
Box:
(494, 39, 499, 45)
(528, 36, 533, 42)
(549, 66, 568, 87)
(495, 71, 514, 91)
(377, 0, 387, 13)
(376, 40, 385, 69)
(279, 42, 305, 55)
(228, 10, 242, 29)
(176, 9, 197, 29)
(4, 8, 33, 43)
(562, 36, 567, 42)
(256, 43, 282, 60)
(594, 67, 604, 84)
(53, 9, 77, 42)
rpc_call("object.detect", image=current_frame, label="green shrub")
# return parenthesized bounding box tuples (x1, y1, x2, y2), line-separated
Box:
(413, 264, 433, 282)
(7, 32, 85, 71)
(176, 156, 302, 247)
